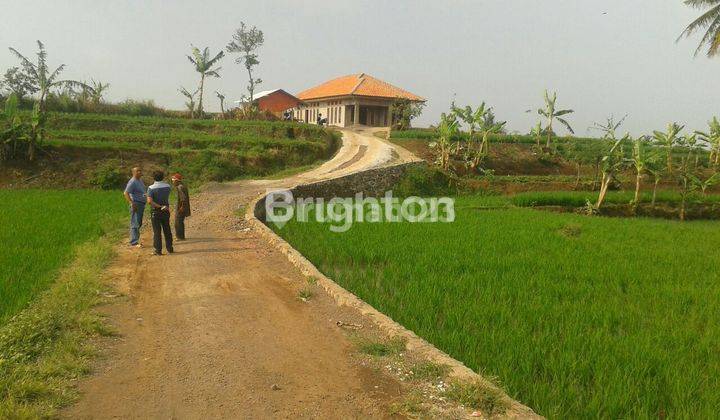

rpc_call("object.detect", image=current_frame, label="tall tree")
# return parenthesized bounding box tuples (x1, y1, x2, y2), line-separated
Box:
(537, 90, 574, 148)
(2, 67, 38, 99)
(8, 41, 87, 113)
(226, 22, 264, 104)
(186, 46, 224, 118)
(678, 0, 720, 57)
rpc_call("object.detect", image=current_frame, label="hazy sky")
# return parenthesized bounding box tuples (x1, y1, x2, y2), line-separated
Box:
(2, 1, 717, 135)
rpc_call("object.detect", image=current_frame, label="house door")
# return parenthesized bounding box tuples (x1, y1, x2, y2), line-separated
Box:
(304, 109, 309, 123)
(359, 107, 368, 125)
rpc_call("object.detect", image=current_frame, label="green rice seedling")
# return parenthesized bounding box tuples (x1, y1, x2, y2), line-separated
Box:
(274, 195, 720, 417)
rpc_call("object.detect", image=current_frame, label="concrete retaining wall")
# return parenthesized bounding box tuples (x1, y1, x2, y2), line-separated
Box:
(246, 162, 540, 419)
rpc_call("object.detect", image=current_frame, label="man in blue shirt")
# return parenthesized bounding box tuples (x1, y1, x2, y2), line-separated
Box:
(147, 170, 174, 255)
(123, 167, 146, 247)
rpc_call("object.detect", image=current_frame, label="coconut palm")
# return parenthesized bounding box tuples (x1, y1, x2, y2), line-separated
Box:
(186, 46, 224, 117)
(678, 0, 720, 57)
(537, 90, 574, 148)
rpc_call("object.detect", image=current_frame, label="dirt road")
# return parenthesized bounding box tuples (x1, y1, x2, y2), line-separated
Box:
(64, 128, 419, 419)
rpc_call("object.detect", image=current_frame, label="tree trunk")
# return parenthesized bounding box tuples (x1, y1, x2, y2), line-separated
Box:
(651, 178, 659, 207)
(632, 172, 641, 213)
(574, 163, 581, 190)
(246, 66, 255, 103)
(667, 149, 673, 176)
(596, 173, 612, 209)
(219, 98, 225, 118)
(680, 195, 686, 221)
(197, 74, 205, 118)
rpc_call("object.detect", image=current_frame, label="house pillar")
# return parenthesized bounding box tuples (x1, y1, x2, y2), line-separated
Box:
(354, 100, 360, 126)
(386, 106, 393, 128)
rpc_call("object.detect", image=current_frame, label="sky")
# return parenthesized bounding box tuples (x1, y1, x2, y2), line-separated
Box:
(1, 0, 717, 135)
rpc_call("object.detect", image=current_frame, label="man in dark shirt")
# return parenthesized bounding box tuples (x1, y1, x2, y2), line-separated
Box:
(147, 170, 173, 255)
(171, 173, 191, 240)
(123, 167, 146, 247)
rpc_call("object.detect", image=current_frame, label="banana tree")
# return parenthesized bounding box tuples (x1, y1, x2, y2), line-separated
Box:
(530, 121, 543, 147)
(652, 123, 684, 176)
(89, 79, 110, 104)
(429, 113, 460, 172)
(179, 86, 198, 119)
(626, 136, 654, 212)
(215, 91, 226, 118)
(452, 102, 506, 172)
(695, 117, 720, 168)
(691, 172, 720, 197)
(0, 94, 24, 161)
(596, 134, 628, 209)
(186, 46, 224, 118)
(8, 41, 87, 160)
(537, 90, 574, 148)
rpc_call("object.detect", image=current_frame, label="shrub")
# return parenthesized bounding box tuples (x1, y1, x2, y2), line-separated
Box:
(89, 161, 125, 190)
(394, 164, 454, 196)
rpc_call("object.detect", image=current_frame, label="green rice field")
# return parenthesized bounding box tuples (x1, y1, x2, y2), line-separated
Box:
(0, 190, 126, 323)
(273, 194, 720, 418)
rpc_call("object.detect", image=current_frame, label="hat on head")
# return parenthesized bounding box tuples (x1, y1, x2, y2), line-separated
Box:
(171, 173, 182, 181)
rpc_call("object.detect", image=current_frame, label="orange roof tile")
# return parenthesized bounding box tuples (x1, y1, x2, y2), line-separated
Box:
(296, 73, 424, 101)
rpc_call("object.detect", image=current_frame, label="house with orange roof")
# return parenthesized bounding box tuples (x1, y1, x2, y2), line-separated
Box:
(293, 73, 424, 127)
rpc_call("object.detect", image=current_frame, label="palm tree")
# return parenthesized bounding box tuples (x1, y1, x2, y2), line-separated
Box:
(186, 46, 224, 118)
(537, 90, 574, 148)
(678, 1, 720, 57)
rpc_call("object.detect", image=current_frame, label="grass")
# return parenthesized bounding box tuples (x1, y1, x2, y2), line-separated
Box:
(510, 190, 720, 207)
(273, 194, 720, 418)
(4, 112, 341, 187)
(445, 380, 508, 415)
(0, 190, 126, 324)
(354, 336, 407, 357)
(0, 226, 122, 417)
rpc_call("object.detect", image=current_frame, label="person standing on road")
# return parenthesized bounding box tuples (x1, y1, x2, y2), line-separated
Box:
(171, 173, 190, 240)
(147, 170, 174, 256)
(123, 167, 146, 247)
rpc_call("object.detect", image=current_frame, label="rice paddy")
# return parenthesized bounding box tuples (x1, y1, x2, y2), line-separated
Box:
(273, 194, 720, 418)
(0, 190, 126, 323)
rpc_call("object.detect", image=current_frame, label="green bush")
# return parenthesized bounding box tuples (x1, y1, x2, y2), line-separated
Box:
(394, 164, 454, 197)
(89, 161, 125, 190)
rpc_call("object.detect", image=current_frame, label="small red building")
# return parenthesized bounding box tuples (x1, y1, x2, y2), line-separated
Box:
(236, 89, 301, 116)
